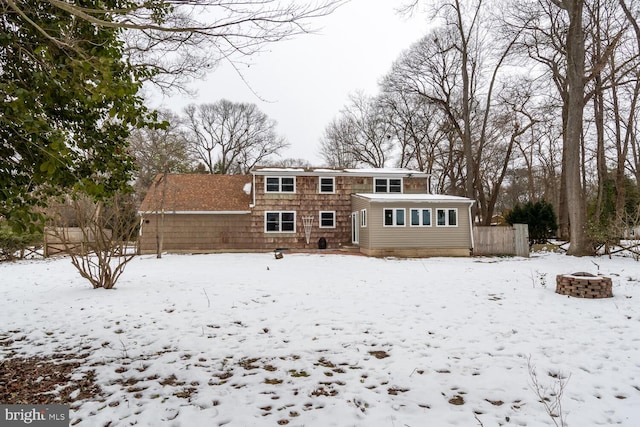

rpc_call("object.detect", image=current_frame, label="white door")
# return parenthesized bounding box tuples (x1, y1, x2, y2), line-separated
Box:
(351, 211, 359, 244)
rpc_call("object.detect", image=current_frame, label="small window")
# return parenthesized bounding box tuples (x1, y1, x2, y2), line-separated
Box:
(374, 178, 403, 193)
(436, 208, 458, 227)
(319, 177, 335, 193)
(411, 208, 432, 226)
(319, 211, 336, 228)
(265, 176, 295, 193)
(265, 211, 296, 232)
(266, 177, 280, 192)
(389, 179, 402, 193)
(448, 209, 457, 226)
(383, 208, 405, 227)
(281, 177, 294, 192)
(360, 209, 367, 227)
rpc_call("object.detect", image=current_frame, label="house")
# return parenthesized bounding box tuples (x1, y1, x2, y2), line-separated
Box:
(137, 167, 475, 257)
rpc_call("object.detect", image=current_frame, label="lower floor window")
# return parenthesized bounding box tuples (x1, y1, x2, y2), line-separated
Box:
(265, 211, 296, 232)
(436, 208, 458, 226)
(411, 208, 432, 226)
(383, 208, 405, 226)
(319, 211, 336, 228)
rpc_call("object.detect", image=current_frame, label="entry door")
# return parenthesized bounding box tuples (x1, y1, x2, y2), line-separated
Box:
(351, 211, 359, 244)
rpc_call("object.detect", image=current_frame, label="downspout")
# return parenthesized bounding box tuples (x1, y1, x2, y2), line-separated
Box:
(250, 173, 256, 208)
(468, 201, 475, 254)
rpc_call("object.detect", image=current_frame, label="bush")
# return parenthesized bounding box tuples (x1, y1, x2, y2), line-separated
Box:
(505, 200, 558, 244)
(0, 223, 42, 261)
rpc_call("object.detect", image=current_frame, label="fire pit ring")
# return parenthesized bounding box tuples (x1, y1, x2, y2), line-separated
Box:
(556, 272, 613, 298)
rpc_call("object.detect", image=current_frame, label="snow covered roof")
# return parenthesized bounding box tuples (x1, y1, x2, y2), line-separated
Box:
(251, 167, 430, 178)
(354, 193, 475, 204)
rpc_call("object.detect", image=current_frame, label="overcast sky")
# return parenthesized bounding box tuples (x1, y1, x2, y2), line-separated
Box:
(150, 1, 431, 165)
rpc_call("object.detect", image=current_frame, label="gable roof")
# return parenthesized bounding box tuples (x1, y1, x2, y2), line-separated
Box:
(138, 174, 252, 213)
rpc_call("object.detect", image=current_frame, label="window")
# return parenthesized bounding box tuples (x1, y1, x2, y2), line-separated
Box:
(319, 211, 336, 228)
(436, 208, 458, 227)
(265, 211, 296, 232)
(265, 176, 295, 193)
(374, 178, 402, 193)
(383, 208, 405, 227)
(319, 177, 335, 193)
(410, 208, 432, 226)
(360, 209, 367, 227)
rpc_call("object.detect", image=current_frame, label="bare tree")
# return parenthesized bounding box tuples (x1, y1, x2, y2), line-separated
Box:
(319, 92, 394, 168)
(49, 194, 138, 289)
(184, 100, 288, 174)
(4, 0, 346, 92)
(129, 110, 194, 201)
(319, 117, 360, 168)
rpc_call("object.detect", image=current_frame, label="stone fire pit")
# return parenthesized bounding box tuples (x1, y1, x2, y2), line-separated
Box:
(556, 272, 613, 298)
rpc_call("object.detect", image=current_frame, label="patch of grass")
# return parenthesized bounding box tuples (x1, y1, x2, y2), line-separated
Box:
(369, 350, 390, 359)
(448, 395, 465, 405)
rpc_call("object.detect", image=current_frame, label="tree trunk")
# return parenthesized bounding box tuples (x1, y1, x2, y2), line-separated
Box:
(562, 0, 592, 255)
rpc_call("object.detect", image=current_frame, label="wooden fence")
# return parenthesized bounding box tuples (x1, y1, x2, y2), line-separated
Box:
(44, 227, 112, 257)
(473, 224, 529, 257)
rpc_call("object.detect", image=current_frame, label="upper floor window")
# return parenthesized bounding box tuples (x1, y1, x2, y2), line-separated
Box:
(319, 177, 335, 193)
(265, 176, 295, 193)
(383, 208, 405, 227)
(411, 208, 432, 226)
(265, 211, 296, 232)
(375, 178, 402, 193)
(436, 208, 458, 227)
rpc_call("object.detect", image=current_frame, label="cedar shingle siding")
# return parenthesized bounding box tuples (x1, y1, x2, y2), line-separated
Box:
(137, 169, 474, 256)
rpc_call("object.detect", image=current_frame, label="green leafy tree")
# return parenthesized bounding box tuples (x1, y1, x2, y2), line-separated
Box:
(1, 0, 342, 231)
(1, 0, 158, 230)
(505, 200, 558, 244)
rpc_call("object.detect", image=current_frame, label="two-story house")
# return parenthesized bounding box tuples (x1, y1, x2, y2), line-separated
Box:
(137, 167, 475, 257)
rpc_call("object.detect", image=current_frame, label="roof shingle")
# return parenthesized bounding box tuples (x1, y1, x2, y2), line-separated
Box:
(138, 174, 252, 212)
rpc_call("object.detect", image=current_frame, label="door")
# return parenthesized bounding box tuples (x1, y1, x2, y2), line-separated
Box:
(351, 211, 359, 244)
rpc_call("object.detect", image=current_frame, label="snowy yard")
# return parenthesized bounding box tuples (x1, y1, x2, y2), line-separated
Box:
(1, 251, 639, 426)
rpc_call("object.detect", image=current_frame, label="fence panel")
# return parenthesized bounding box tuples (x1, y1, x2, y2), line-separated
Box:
(473, 224, 529, 257)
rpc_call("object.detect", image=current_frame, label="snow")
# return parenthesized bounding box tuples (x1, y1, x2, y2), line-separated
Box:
(355, 193, 474, 202)
(1, 252, 639, 426)
(242, 183, 252, 195)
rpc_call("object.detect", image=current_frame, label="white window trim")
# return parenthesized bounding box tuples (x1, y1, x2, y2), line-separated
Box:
(264, 211, 297, 233)
(265, 176, 296, 193)
(410, 208, 432, 227)
(318, 177, 335, 194)
(383, 208, 406, 227)
(436, 208, 458, 227)
(319, 210, 336, 228)
(360, 209, 367, 227)
(374, 177, 403, 193)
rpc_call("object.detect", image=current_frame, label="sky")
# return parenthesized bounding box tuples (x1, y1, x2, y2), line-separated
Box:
(149, 1, 431, 165)
(2, 251, 639, 425)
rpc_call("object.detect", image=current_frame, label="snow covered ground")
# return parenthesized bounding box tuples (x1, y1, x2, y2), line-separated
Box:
(1, 251, 639, 426)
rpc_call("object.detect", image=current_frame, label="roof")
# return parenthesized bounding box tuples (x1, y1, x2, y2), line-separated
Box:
(354, 193, 475, 204)
(251, 166, 430, 178)
(138, 174, 252, 213)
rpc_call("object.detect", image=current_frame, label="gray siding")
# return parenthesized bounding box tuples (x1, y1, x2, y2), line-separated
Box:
(354, 199, 473, 251)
